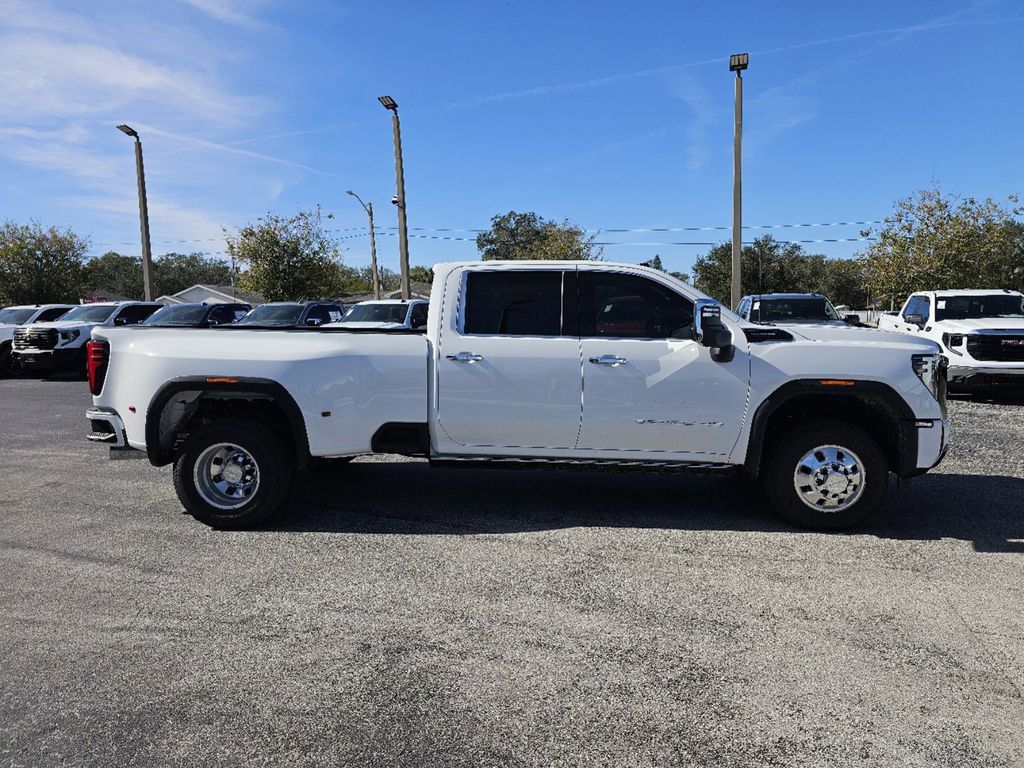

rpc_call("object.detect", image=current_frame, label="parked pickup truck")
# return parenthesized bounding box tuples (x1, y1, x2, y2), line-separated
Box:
(85, 261, 949, 531)
(878, 290, 1024, 391)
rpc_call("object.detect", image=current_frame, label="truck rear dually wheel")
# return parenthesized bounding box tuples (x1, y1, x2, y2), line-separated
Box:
(762, 419, 888, 531)
(173, 419, 293, 529)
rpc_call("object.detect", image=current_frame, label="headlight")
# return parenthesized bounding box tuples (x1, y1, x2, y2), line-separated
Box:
(941, 333, 965, 356)
(912, 352, 946, 401)
(58, 329, 80, 343)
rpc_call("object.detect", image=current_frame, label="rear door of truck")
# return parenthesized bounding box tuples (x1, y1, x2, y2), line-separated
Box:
(433, 266, 582, 451)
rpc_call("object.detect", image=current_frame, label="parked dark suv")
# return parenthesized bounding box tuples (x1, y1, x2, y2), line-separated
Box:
(235, 301, 345, 328)
(142, 303, 251, 328)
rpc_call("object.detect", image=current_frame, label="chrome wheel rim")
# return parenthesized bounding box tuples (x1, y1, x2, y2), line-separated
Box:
(792, 444, 866, 513)
(193, 443, 260, 510)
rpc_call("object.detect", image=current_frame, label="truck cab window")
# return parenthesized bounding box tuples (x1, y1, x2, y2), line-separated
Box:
(463, 271, 564, 336)
(117, 305, 159, 325)
(579, 272, 694, 339)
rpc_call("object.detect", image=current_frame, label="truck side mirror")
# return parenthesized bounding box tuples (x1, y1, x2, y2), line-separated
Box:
(113, 316, 129, 326)
(844, 314, 860, 325)
(694, 299, 734, 361)
(904, 313, 925, 327)
(305, 317, 322, 327)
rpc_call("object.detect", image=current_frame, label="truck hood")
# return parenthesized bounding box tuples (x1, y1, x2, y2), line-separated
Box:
(782, 323, 940, 351)
(27, 321, 101, 331)
(933, 317, 1024, 332)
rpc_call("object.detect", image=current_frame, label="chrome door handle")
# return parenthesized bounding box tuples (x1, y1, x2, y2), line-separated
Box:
(446, 352, 483, 363)
(589, 354, 627, 367)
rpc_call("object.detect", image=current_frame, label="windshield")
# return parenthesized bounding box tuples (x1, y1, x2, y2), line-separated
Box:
(0, 308, 35, 325)
(340, 304, 409, 324)
(57, 305, 118, 323)
(143, 305, 209, 326)
(935, 294, 1024, 321)
(753, 298, 838, 323)
(236, 304, 303, 325)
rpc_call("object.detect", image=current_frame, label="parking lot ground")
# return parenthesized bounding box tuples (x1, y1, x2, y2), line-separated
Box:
(1, 379, 1022, 767)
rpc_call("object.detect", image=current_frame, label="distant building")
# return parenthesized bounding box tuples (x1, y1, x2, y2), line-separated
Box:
(80, 289, 132, 304)
(156, 284, 265, 306)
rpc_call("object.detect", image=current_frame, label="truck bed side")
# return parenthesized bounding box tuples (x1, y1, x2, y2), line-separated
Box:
(92, 327, 430, 457)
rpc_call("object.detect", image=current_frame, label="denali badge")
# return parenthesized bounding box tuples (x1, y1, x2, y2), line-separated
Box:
(636, 418, 724, 427)
(1000, 339, 1024, 346)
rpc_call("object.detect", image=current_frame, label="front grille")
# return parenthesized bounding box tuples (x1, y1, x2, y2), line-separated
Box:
(967, 333, 1024, 362)
(12, 328, 57, 351)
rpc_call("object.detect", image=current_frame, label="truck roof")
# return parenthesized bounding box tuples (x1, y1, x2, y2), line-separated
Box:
(742, 293, 827, 300)
(928, 289, 1023, 297)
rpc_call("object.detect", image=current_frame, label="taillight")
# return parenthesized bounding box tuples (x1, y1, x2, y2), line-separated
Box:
(86, 340, 109, 396)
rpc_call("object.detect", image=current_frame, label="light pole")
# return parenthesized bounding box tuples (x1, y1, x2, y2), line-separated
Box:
(116, 124, 155, 301)
(378, 95, 410, 301)
(346, 190, 381, 300)
(729, 53, 748, 310)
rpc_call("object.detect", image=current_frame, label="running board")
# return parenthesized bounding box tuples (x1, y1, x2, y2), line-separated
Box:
(429, 455, 736, 474)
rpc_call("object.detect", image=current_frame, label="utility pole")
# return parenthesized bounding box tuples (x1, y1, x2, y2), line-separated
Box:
(116, 124, 155, 301)
(728, 53, 748, 310)
(346, 190, 381, 299)
(378, 95, 411, 300)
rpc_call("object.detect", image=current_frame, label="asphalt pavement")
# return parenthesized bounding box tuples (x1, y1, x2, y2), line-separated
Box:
(1, 379, 1022, 767)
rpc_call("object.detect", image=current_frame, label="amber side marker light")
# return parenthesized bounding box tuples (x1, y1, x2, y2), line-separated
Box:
(206, 377, 239, 384)
(820, 379, 856, 386)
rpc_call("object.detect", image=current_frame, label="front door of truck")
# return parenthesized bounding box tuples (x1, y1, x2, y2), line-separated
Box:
(575, 269, 748, 459)
(435, 268, 582, 451)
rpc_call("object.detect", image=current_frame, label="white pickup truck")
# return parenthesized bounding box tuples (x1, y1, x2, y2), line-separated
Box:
(85, 261, 949, 531)
(878, 290, 1024, 391)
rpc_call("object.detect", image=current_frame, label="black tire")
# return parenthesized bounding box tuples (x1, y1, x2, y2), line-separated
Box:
(762, 418, 888, 531)
(173, 418, 294, 529)
(0, 343, 19, 378)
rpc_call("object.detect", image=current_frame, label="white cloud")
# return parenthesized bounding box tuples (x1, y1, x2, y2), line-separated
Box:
(0, 0, 305, 252)
(0, 36, 267, 125)
(176, 0, 272, 30)
(666, 71, 717, 171)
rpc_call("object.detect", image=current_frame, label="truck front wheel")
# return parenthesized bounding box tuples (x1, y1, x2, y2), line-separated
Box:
(762, 419, 888, 531)
(173, 419, 293, 529)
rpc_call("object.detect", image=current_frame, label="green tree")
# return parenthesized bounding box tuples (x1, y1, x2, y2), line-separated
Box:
(861, 187, 1023, 306)
(0, 221, 88, 305)
(154, 252, 235, 296)
(476, 211, 603, 261)
(83, 251, 144, 299)
(691, 235, 869, 307)
(227, 211, 346, 301)
(409, 265, 434, 285)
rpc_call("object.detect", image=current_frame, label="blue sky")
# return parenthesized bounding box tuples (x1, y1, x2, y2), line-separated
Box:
(1, 0, 1022, 278)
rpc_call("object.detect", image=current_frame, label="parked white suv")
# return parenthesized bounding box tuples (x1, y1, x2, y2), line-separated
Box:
(14, 302, 161, 376)
(878, 290, 1024, 391)
(0, 304, 76, 376)
(332, 299, 429, 330)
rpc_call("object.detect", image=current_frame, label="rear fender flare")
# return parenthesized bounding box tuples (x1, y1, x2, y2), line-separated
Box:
(145, 376, 310, 468)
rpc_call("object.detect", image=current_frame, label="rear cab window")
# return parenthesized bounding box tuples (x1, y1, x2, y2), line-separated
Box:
(462, 271, 567, 337)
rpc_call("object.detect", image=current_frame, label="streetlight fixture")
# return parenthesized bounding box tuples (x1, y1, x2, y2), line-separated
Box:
(378, 95, 411, 301)
(346, 190, 381, 300)
(116, 124, 155, 301)
(728, 53, 748, 310)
